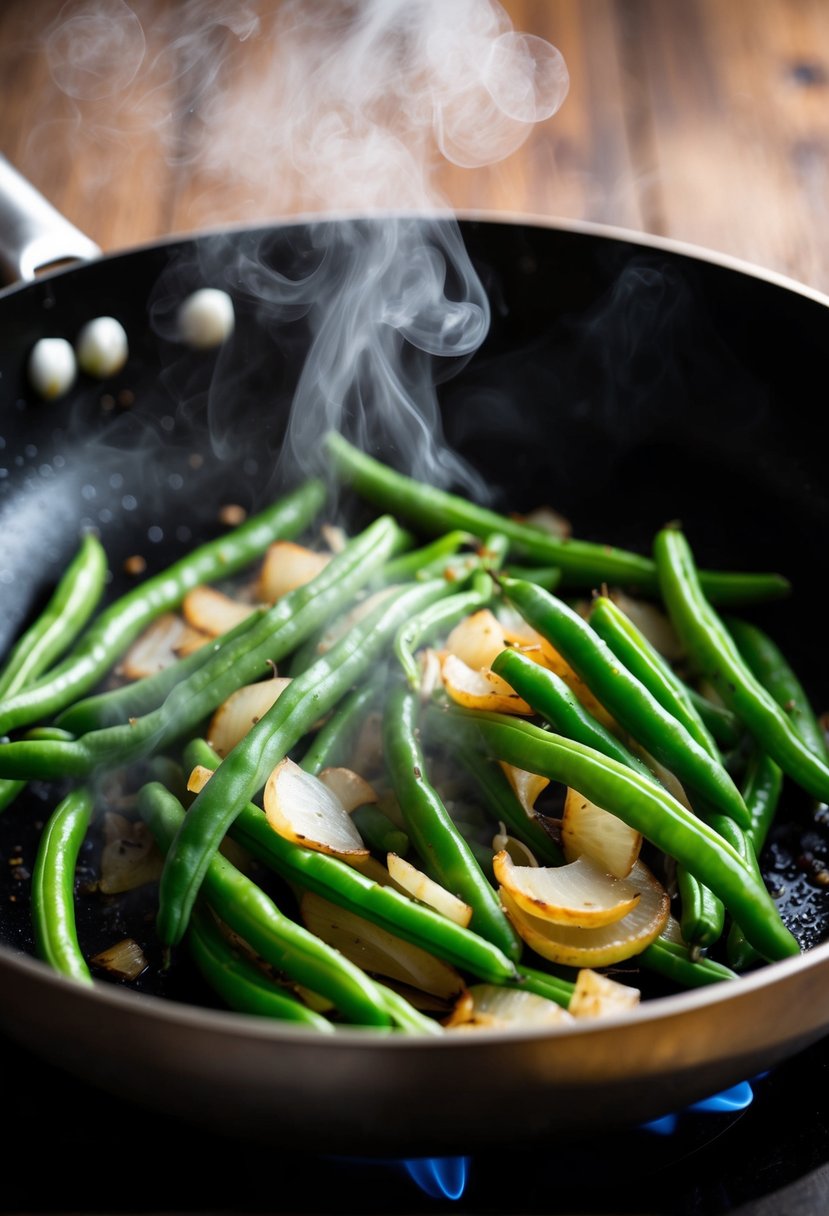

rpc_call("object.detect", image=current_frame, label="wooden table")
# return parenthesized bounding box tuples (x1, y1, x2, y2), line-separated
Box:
(1, 0, 829, 293)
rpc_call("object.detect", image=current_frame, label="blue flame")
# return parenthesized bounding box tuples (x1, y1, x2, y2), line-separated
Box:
(642, 1078, 757, 1135)
(402, 1156, 470, 1200)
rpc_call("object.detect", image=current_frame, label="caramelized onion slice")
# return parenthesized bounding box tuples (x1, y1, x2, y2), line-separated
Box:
(561, 787, 642, 878)
(264, 757, 369, 857)
(118, 613, 208, 679)
(182, 585, 259, 637)
(499, 761, 550, 817)
(99, 812, 163, 894)
(257, 541, 331, 603)
(499, 860, 670, 967)
(318, 767, 378, 813)
(440, 652, 533, 714)
(445, 984, 574, 1030)
(386, 853, 473, 927)
(493, 850, 641, 928)
(207, 678, 292, 758)
(568, 968, 641, 1018)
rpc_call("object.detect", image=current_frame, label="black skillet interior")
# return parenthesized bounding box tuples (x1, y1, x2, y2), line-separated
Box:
(2, 215, 829, 995)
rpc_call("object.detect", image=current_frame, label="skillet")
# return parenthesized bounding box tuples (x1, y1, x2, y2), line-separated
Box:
(1, 156, 829, 1156)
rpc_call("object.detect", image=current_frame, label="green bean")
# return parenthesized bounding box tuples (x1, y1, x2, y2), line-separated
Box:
(490, 648, 655, 783)
(497, 576, 750, 827)
(726, 616, 829, 762)
(502, 564, 562, 592)
(325, 431, 790, 603)
(187, 902, 336, 1030)
(31, 786, 94, 983)
(726, 750, 784, 971)
(138, 781, 392, 1027)
(183, 738, 519, 985)
(350, 804, 410, 857)
(383, 681, 522, 961)
(0, 533, 108, 701)
(639, 937, 738, 987)
(429, 704, 799, 962)
(380, 530, 475, 583)
(588, 593, 720, 760)
(374, 984, 445, 1035)
(394, 570, 493, 690)
(0, 478, 327, 737)
(653, 526, 829, 807)
(156, 577, 452, 947)
(298, 680, 382, 776)
(509, 963, 574, 1009)
(0, 516, 405, 782)
(686, 688, 744, 749)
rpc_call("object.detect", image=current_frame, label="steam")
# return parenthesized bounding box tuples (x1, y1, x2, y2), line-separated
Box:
(35, 0, 569, 498)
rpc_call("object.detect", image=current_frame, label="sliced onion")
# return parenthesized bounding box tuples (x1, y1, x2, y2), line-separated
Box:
(256, 541, 331, 603)
(561, 787, 642, 878)
(417, 646, 443, 701)
(499, 859, 670, 967)
(320, 523, 349, 554)
(444, 984, 574, 1030)
(117, 613, 208, 679)
(386, 853, 473, 927)
(440, 652, 533, 714)
(264, 757, 368, 857)
(318, 766, 378, 813)
(98, 812, 163, 894)
(493, 850, 641, 928)
(498, 761, 550, 817)
(89, 938, 148, 982)
(300, 891, 464, 999)
(182, 585, 259, 636)
(207, 678, 292, 758)
(444, 608, 509, 669)
(568, 968, 641, 1019)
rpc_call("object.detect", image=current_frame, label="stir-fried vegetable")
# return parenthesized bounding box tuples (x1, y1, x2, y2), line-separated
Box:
(2, 437, 825, 1035)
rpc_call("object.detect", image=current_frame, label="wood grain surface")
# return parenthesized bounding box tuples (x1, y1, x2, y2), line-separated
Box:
(1, 0, 829, 292)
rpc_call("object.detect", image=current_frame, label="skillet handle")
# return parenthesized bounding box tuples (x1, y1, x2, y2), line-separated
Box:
(0, 155, 101, 285)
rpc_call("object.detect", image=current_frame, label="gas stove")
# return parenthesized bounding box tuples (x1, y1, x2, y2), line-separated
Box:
(3, 1030, 829, 1215)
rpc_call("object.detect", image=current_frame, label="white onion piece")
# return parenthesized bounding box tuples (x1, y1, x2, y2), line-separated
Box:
(207, 678, 292, 758)
(75, 316, 129, 377)
(98, 812, 163, 894)
(89, 938, 148, 981)
(561, 787, 642, 878)
(27, 337, 77, 400)
(117, 612, 208, 679)
(444, 608, 508, 669)
(499, 761, 549, 817)
(499, 859, 670, 967)
(440, 652, 533, 714)
(320, 523, 348, 553)
(445, 984, 573, 1030)
(256, 541, 331, 603)
(300, 891, 464, 999)
(264, 757, 368, 857)
(318, 766, 378, 813)
(493, 850, 641, 928)
(569, 968, 641, 1019)
(386, 853, 473, 927)
(417, 647, 443, 701)
(178, 287, 235, 349)
(182, 585, 259, 636)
